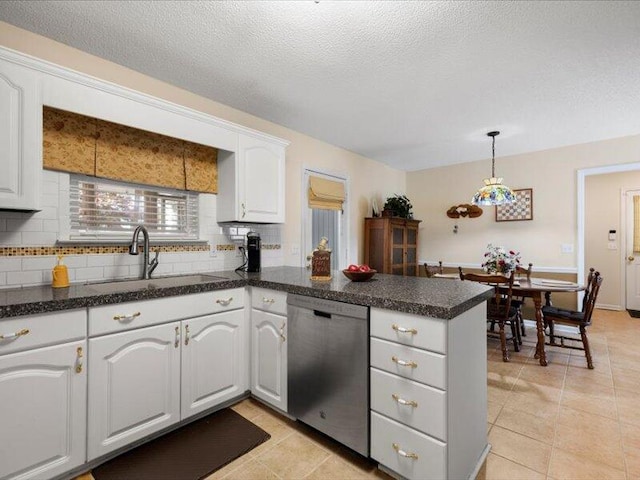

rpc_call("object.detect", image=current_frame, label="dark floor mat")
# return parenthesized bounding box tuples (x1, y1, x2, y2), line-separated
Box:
(628, 309, 640, 318)
(92, 408, 270, 480)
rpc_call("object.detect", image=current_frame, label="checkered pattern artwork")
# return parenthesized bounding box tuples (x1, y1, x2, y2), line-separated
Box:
(495, 188, 533, 222)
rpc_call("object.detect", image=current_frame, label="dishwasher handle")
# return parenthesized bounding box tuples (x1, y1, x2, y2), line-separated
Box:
(313, 310, 332, 319)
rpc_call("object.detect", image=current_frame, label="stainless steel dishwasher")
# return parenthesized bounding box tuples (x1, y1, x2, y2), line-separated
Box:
(287, 294, 369, 457)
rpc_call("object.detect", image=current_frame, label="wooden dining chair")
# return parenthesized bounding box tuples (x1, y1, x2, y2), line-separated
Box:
(513, 262, 533, 339)
(542, 270, 603, 369)
(459, 268, 519, 362)
(424, 261, 443, 278)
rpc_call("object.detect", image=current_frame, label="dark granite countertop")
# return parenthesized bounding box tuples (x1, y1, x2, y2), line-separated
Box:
(0, 266, 492, 320)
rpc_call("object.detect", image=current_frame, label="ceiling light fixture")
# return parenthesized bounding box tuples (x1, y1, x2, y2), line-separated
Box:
(472, 131, 516, 206)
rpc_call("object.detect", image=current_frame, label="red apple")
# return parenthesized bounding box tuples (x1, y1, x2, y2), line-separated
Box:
(347, 264, 360, 272)
(359, 264, 371, 272)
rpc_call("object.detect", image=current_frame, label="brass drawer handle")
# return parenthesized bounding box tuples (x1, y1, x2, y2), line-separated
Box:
(393, 443, 419, 460)
(184, 324, 190, 346)
(174, 326, 180, 348)
(216, 297, 233, 306)
(392, 394, 418, 407)
(75, 347, 83, 373)
(113, 312, 141, 322)
(392, 356, 417, 368)
(0, 328, 30, 340)
(262, 297, 275, 304)
(392, 324, 417, 335)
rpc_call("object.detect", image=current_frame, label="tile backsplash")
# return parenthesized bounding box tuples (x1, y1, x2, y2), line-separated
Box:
(0, 170, 283, 289)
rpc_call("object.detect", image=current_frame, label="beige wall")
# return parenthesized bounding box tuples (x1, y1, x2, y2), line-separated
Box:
(407, 135, 640, 275)
(0, 21, 405, 266)
(585, 171, 640, 308)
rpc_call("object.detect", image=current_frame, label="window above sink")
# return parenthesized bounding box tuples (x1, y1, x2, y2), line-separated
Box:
(69, 175, 199, 242)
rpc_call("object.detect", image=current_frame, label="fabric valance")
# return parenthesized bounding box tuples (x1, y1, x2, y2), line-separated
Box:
(308, 176, 345, 211)
(43, 107, 217, 193)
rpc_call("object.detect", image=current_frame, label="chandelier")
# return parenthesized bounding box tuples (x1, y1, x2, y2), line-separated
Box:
(472, 131, 516, 206)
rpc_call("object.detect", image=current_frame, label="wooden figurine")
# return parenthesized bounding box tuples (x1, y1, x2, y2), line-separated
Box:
(311, 236, 332, 280)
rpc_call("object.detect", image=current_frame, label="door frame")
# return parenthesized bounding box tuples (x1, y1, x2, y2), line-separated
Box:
(301, 167, 350, 270)
(577, 162, 640, 309)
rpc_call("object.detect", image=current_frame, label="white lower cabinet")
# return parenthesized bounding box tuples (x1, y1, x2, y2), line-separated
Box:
(88, 290, 247, 461)
(88, 322, 181, 460)
(181, 310, 247, 419)
(0, 310, 87, 480)
(250, 287, 287, 411)
(370, 304, 488, 480)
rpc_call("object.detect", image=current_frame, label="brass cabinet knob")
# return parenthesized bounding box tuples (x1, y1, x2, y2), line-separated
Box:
(630, 256, 636, 262)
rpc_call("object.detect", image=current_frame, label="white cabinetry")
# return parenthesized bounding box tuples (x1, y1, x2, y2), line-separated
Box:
(182, 309, 246, 419)
(88, 289, 247, 460)
(88, 322, 181, 460)
(370, 304, 488, 480)
(0, 310, 87, 480)
(0, 57, 41, 211)
(251, 287, 287, 411)
(218, 133, 286, 223)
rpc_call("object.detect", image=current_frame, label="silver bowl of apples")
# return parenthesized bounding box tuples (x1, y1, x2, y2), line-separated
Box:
(342, 264, 376, 282)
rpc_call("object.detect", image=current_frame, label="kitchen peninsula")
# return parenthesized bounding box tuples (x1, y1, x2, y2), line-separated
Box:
(0, 267, 492, 480)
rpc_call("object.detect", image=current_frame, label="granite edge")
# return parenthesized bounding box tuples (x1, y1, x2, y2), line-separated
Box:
(0, 275, 492, 320)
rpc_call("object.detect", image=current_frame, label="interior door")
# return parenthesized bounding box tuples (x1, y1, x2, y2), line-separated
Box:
(626, 190, 640, 311)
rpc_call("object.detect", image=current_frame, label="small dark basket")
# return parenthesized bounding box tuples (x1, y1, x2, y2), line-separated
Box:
(342, 269, 377, 282)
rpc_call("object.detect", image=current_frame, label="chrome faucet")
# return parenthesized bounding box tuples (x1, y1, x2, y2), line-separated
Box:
(129, 225, 159, 279)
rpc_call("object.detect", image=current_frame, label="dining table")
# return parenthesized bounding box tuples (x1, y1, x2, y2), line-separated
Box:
(433, 273, 585, 366)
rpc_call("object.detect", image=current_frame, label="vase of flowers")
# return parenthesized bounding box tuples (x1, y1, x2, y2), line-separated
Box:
(482, 244, 521, 274)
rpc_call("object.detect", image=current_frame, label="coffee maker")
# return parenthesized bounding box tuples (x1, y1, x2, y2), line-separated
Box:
(246, 231, 261, 272)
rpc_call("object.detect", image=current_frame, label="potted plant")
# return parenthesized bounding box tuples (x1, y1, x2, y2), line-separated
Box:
(383, 194, 413, 219)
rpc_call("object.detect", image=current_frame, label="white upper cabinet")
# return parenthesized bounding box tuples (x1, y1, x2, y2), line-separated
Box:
(0, 58, 41, 211)
(217, 133, 287, 223)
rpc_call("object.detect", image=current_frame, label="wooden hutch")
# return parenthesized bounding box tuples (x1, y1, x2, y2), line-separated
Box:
(364, 216, 421, 276)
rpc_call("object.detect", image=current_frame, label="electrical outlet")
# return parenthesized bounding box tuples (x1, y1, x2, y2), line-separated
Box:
(291, 244, 299, 255)
(607, 242, 618, 250)
(235, 246, 244, 258)
(561, 244, 574, 254)
(209, 246, 218, 258)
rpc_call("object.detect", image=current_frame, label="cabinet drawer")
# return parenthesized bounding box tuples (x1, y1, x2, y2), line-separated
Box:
(370, 338, 446, 390)
(371, 412, 446, 480)
(371, 307, 446, 354)
(0, 309, 86, 355)
(251, 287, 287, 316)
(371, 368, 446, 441)
(89, 288, 244, 336)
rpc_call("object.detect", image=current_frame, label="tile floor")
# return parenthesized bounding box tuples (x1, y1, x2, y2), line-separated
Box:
(78, 309, 639, 480)
(478, 309, 640, 480)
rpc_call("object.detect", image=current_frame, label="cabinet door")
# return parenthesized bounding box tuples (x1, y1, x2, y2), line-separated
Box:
(0, 60, 41, 210)
(251, 309, 287, 411)
(0, 341, 86, 480)
(88, 323, 181, 460)
(238, 134, 285, 223)
(181, 309, 247, 419)
(405, 223, 419, 276)
(390, 221, 406, 275)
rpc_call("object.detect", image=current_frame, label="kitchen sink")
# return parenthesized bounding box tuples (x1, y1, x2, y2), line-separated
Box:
(84, 274, 228, 294)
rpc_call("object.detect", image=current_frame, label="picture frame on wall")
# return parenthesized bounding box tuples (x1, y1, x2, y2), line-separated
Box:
(495, 188, 533, 222)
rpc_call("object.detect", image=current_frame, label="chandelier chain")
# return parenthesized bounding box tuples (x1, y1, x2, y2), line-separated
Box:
(491, 135, 496, 178)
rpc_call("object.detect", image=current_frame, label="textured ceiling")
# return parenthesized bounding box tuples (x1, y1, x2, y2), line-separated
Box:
(1, 1, 640, 171)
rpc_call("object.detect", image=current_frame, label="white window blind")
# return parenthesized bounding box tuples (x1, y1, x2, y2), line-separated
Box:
(70, 175, 199, 239)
